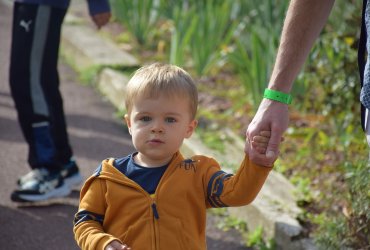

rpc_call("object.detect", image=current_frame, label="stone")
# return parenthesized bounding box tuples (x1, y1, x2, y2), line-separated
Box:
(62, 24, 138, 72)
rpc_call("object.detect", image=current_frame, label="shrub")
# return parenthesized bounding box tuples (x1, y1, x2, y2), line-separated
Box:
(313, 160, 370, 249)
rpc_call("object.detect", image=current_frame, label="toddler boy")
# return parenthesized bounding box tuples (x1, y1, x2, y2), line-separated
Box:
(73, 63, 276, 250)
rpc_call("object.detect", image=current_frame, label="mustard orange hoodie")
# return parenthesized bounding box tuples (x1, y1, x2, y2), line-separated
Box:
(73, 152, 272, 250)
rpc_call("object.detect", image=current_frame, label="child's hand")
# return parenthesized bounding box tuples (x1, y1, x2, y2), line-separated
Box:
(105, 240, 131, 250)
(251, 130, 279, 155)
(245, 130, 283, 166)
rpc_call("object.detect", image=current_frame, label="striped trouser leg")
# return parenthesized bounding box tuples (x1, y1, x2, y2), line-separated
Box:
(9, 2, 71, 170)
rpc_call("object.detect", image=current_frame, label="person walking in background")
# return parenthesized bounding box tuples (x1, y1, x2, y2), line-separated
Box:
(9, 0, 111, 202)
(73, 63, 277, 250)
(246, 0, 370, 164)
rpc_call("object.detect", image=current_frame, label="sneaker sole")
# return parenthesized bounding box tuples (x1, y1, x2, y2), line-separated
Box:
(12, 183, 71, 202)
(64, 173, 83, 188)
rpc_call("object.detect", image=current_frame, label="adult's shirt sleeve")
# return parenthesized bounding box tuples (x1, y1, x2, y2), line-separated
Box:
(87, 0, 110, 15)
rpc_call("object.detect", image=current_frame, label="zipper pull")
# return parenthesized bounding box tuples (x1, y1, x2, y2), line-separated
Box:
(151, 203, 159, 219)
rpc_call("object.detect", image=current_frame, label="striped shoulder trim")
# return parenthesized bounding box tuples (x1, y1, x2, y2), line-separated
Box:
(207, 171, 233, 208)
(74, 210, 104, 226)
(93, 163, 103, 177)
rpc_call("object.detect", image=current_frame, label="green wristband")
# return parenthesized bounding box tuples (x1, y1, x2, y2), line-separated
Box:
(263, 88, 292, 104)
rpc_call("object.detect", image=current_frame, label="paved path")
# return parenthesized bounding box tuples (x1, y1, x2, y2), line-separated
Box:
(0, 1, 249, 249)
(0, 2, 135, 249)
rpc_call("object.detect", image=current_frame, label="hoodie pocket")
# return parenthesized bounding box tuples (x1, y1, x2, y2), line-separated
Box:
(119, 218, 153, 250)
(158, 217, 204, 250)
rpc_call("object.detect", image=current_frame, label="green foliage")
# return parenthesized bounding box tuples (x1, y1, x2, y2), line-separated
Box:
(293, 0, 361, 119)
(213, 211, 276, 249)
(216, 215, 247, 232)
(290, 176, 314, 204)
(77, 65, 102, 86)
(228, 31, 274, 108)
(313, 161, 370, 249)
(344, 161, 370, 222)
(187, 1, 239, 75)
(196, 127, 226, 153)
(246, 226, 263, 246)
(295, 32, 360, 119)
(60, 50, 101, 86)
(111, 0, 288, 84)
(168, 0, 241, 75)
(168, 5, 195, 67)
(246, 226, 276, 250)
(209, 207, 228, 217)
(110, 0, 159, 45)
(279, 122, 368, 248)
(343, 161, 370, 248)
(227, 0, 289, 109)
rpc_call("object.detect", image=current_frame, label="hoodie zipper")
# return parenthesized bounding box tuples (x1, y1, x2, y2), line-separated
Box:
(151, 202, 159, 219)
(150, 156, 178, 221)
(150, 157, 178, 250)
(151, 199, 159, 249)
(122, 181, 160, 248)
(119, 178, 160, 220)
(112, 154, 182, 249)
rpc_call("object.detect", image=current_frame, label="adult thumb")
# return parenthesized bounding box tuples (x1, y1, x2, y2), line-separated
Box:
(266, 131, 282, 159)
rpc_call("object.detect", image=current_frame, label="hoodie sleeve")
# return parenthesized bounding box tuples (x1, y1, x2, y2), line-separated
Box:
(73, 177, 121, 250)
(86, 0, 111, 15)
(206, 155, 272, 207)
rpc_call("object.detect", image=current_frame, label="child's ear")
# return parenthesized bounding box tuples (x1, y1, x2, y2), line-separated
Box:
(124, 114, 132, 134)
(185, 119, 198, 138)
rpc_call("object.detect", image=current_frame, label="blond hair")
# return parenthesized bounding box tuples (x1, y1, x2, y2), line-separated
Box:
(125, 63, 198, 119)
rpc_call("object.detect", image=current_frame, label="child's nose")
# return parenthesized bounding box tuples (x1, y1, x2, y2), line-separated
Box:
(151, 121, 164, 133)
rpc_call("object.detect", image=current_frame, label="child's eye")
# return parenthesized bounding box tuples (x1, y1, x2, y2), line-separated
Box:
(165, 117, 176, 123)
(139, 116, 152, 122)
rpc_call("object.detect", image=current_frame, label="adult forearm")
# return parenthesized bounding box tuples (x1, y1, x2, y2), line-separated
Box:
(269, 0, 335, 92)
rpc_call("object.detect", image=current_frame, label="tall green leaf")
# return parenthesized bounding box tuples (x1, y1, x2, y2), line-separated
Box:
(110, 0, 159, 45)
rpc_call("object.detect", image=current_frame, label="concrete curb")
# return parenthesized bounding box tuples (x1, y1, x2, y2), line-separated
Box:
(61, 11, 316, 250)
(62, 14, 139, 72)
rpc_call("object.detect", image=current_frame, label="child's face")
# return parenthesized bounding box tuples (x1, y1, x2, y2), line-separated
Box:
(125, 94, 197, 167)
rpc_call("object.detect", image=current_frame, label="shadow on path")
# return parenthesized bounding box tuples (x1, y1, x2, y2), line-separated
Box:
(0, 202, 79, 250)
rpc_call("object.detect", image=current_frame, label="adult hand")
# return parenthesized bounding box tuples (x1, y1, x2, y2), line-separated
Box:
(91, 12, 111, 29)
(245, 130, 281, 167)
(246, 98, 289, 166)
(105, 240, 131, 250)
